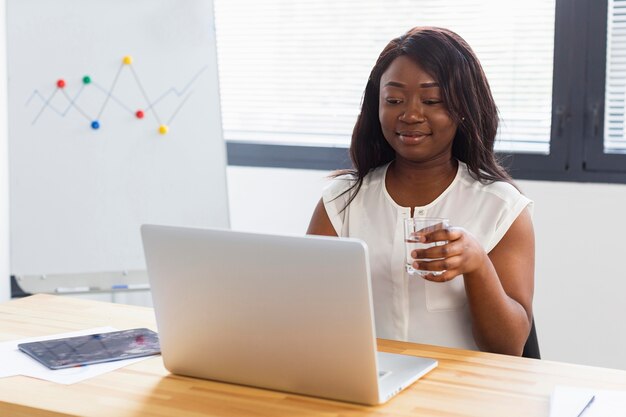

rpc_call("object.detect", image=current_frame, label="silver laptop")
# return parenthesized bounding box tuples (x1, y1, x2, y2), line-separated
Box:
(141, 224, 437, 405)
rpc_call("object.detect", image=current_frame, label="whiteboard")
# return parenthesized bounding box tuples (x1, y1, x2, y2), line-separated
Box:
(7, 0, 229, 275)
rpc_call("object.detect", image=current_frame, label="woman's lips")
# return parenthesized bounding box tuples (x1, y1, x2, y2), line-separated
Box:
(397, 131, 431, 143)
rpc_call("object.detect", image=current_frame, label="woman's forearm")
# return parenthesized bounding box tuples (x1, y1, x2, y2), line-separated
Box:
(463, 254, 532, 355)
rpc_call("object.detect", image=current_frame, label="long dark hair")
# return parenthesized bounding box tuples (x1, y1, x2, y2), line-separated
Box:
(336, 26, 515, 206)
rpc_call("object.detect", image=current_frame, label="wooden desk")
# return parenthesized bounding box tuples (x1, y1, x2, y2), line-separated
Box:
(1, 295, 625, 417)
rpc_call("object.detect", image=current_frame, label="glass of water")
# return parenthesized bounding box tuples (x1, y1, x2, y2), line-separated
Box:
(404, 217, 449, 277)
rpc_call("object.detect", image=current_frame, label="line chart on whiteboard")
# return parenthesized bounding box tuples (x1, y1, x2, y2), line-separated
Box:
(25, 55, 208, 135)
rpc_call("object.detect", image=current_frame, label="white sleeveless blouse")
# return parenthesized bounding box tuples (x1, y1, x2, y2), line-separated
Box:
(322, 161, 533, 350)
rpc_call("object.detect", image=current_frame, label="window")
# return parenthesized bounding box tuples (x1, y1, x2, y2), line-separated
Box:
(215, 0, 626, 183)
(604, 0, 626, 155)
(591, 0, 626, 174)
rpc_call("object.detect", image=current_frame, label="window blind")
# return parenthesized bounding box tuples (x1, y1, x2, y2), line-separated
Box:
(605, 0, 626, 154)
(214, 0, 555, 154)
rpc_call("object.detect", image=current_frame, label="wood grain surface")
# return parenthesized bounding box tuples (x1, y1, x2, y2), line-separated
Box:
(1, 294, 624, 417)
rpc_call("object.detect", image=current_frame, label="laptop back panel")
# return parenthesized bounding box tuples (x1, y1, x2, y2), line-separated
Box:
(142, 225, 381, 404)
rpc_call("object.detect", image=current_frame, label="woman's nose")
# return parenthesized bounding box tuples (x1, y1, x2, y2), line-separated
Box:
(399, 103, 426, 123)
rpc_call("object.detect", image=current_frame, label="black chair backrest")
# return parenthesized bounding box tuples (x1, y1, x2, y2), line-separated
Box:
(522, 318, 540, 359)
(10, 275, 32, 298)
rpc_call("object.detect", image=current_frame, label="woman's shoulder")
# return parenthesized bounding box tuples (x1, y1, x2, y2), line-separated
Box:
(324, 164, 388, 197)
(323, 172, 357, 200)
(456, 162, 529, 205)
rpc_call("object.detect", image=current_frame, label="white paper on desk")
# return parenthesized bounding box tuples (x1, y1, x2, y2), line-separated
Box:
(0, 327, 157, 384)
(550, 385, 626, 417)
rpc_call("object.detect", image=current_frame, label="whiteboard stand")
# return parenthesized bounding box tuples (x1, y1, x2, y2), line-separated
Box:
(14, 271, 155, 307)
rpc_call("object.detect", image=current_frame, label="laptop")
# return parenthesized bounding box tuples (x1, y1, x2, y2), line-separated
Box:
(141, 224, 437, 405)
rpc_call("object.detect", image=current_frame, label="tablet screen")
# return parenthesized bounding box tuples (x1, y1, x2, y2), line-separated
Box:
(18, 328, 161, 369)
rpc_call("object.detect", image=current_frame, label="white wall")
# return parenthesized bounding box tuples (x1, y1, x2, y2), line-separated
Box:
(523, 180, 626, 370)
(227, 166, 626, 371)
(0, 0, 10, 302)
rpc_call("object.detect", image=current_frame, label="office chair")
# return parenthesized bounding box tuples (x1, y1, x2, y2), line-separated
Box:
(522, 318, 540, 359)
(10, 275, 32, 298)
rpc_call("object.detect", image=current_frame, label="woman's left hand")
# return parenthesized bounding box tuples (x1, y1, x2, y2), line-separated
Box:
(411, 226, 487, 282)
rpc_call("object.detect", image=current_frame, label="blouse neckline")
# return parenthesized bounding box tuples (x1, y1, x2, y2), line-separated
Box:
(381, 160, 463, 213)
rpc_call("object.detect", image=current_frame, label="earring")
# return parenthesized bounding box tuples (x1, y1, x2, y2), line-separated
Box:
(461, 117, 465, 121)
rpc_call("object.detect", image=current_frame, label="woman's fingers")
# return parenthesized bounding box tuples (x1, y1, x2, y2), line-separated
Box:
(412, 255, 461, 275)
(408, 227, 484, 282)
(411, 240, 462, 260)
(423, 226, 463, 244)
(420, 269, 462, 282)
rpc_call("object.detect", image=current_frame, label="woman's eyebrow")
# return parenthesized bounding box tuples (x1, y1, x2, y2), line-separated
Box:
(383, 81, 440, 88)
(383, 81, 407, 88)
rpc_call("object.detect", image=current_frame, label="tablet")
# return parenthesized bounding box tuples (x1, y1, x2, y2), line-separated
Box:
(18, 328, 161, 370)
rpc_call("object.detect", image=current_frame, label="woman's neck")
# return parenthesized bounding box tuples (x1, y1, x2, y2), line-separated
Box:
(385, 157, 459, 209)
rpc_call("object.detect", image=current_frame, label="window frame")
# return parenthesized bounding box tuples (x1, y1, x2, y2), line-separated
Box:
(226, 0, 626, 184)
(584, 0, 626, 173)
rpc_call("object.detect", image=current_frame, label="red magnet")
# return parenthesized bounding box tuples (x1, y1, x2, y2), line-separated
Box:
(56, 79, 66, 88)
(135, 110, 144, 119)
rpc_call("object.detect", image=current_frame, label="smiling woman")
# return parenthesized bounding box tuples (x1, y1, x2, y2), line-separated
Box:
(307, 27, 535, 357)
(378, 56, 459, 166)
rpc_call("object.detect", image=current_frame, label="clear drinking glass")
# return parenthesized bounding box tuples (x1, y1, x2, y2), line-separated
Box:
(404, 217, 449, 277)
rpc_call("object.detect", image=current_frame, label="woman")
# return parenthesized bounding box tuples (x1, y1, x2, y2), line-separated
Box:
(307, 27, 535, 356)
